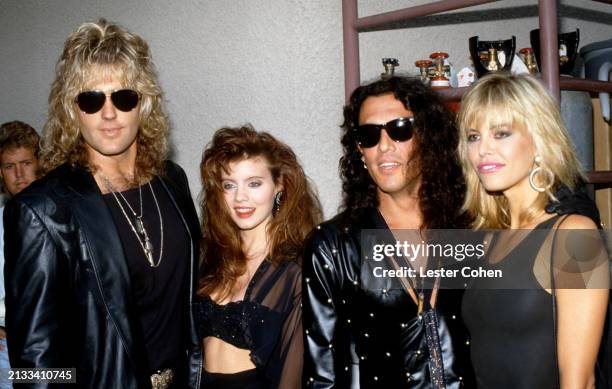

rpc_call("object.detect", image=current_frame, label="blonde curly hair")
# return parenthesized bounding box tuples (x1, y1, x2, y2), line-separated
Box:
(41, 18, 168, 176)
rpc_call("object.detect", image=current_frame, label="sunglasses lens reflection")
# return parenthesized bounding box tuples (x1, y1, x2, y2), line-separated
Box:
(387, 119, 413, 142)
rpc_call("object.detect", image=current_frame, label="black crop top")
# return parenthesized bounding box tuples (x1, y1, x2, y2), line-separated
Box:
(196, 296, 270, 349)
(194, 259, 303, 388)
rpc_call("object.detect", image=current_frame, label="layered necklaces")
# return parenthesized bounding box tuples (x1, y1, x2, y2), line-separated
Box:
(101, 174, 164, 268)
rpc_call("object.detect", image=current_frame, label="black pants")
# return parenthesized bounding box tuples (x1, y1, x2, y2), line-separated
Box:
(201, 368, 266, 389)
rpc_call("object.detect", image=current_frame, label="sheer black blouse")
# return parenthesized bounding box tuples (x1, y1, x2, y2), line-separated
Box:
(195, 259, 302, 388)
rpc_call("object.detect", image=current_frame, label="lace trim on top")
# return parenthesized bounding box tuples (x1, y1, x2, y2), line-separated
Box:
(195, 260, 271, 351)
(196, 296, 263, 349)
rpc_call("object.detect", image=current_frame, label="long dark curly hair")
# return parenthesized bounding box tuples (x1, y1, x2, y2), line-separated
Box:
(340, 76, 469, 229)
(198, 125, 322, 299)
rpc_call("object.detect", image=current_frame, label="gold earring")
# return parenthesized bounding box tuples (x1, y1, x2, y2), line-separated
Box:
(529, 155, 554, 192)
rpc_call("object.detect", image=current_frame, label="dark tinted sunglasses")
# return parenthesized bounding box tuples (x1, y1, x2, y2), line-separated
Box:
(75, 89, 140, 114)
(353, 117, 415, 148)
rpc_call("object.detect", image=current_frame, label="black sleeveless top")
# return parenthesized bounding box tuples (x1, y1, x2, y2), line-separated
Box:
(462, 216, 561, 389)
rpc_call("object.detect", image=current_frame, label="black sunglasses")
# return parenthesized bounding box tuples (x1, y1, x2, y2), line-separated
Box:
(75, 89, 140, 114)
(353, 117, 415, 148)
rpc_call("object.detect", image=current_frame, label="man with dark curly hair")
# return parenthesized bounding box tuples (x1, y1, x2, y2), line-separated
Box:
(303, 76, 473, 389)
(4, 20, 201, 388)
(302, 75, 598, 388)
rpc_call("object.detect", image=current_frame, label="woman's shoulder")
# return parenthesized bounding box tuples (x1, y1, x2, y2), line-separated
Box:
(556, 214, 599, 230)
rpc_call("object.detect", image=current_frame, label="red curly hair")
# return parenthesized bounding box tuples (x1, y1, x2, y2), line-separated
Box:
(198, 125, 322, 299)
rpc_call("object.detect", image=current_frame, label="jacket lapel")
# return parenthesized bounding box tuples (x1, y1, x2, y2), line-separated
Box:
(158, 166, 200, 332)
(158, 163, 204, 386)
(158, 165, 200, 241)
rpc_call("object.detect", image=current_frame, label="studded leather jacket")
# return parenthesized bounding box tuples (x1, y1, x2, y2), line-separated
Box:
(303, 207, 475, 388)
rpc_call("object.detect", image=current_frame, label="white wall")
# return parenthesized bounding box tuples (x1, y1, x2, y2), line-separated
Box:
(1, 0, 611, 217)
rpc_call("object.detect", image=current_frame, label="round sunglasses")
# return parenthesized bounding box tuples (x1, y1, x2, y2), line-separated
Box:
(75, 89, 140, 114)
(353, 117, 415, 148)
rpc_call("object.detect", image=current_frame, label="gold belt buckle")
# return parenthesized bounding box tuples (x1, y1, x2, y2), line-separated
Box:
(150, 368, 174, 389)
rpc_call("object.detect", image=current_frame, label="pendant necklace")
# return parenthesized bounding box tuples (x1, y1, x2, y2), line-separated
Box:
(101, 174, 164, 267)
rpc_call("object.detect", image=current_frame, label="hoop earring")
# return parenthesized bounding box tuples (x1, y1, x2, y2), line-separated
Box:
(274, 191, 283, 214)
(529, 155, 554, 192)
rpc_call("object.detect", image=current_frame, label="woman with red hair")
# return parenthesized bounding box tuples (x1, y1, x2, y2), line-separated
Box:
(196, 125, 322, 388)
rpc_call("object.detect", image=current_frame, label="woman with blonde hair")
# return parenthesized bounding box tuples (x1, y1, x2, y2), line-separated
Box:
(458, 73, 609, 388)
(196, 125, 322, 388)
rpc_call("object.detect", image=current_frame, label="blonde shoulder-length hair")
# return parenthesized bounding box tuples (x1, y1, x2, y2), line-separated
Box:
(41, 18, 168, 176)
(457, 73, 585, 229)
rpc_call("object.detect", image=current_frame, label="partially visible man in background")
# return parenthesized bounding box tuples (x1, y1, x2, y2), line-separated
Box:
(0, 120, 40, 389)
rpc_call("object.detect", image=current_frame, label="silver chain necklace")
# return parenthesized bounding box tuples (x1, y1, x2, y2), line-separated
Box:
(101, 175, 164, 268)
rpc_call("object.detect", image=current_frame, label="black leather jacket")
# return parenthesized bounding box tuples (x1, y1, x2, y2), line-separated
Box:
(4, 161, 203, 389)
(303, 208, 474, 388)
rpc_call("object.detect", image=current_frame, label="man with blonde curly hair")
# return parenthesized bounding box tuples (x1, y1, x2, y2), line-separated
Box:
(4, 20, 201, 389)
